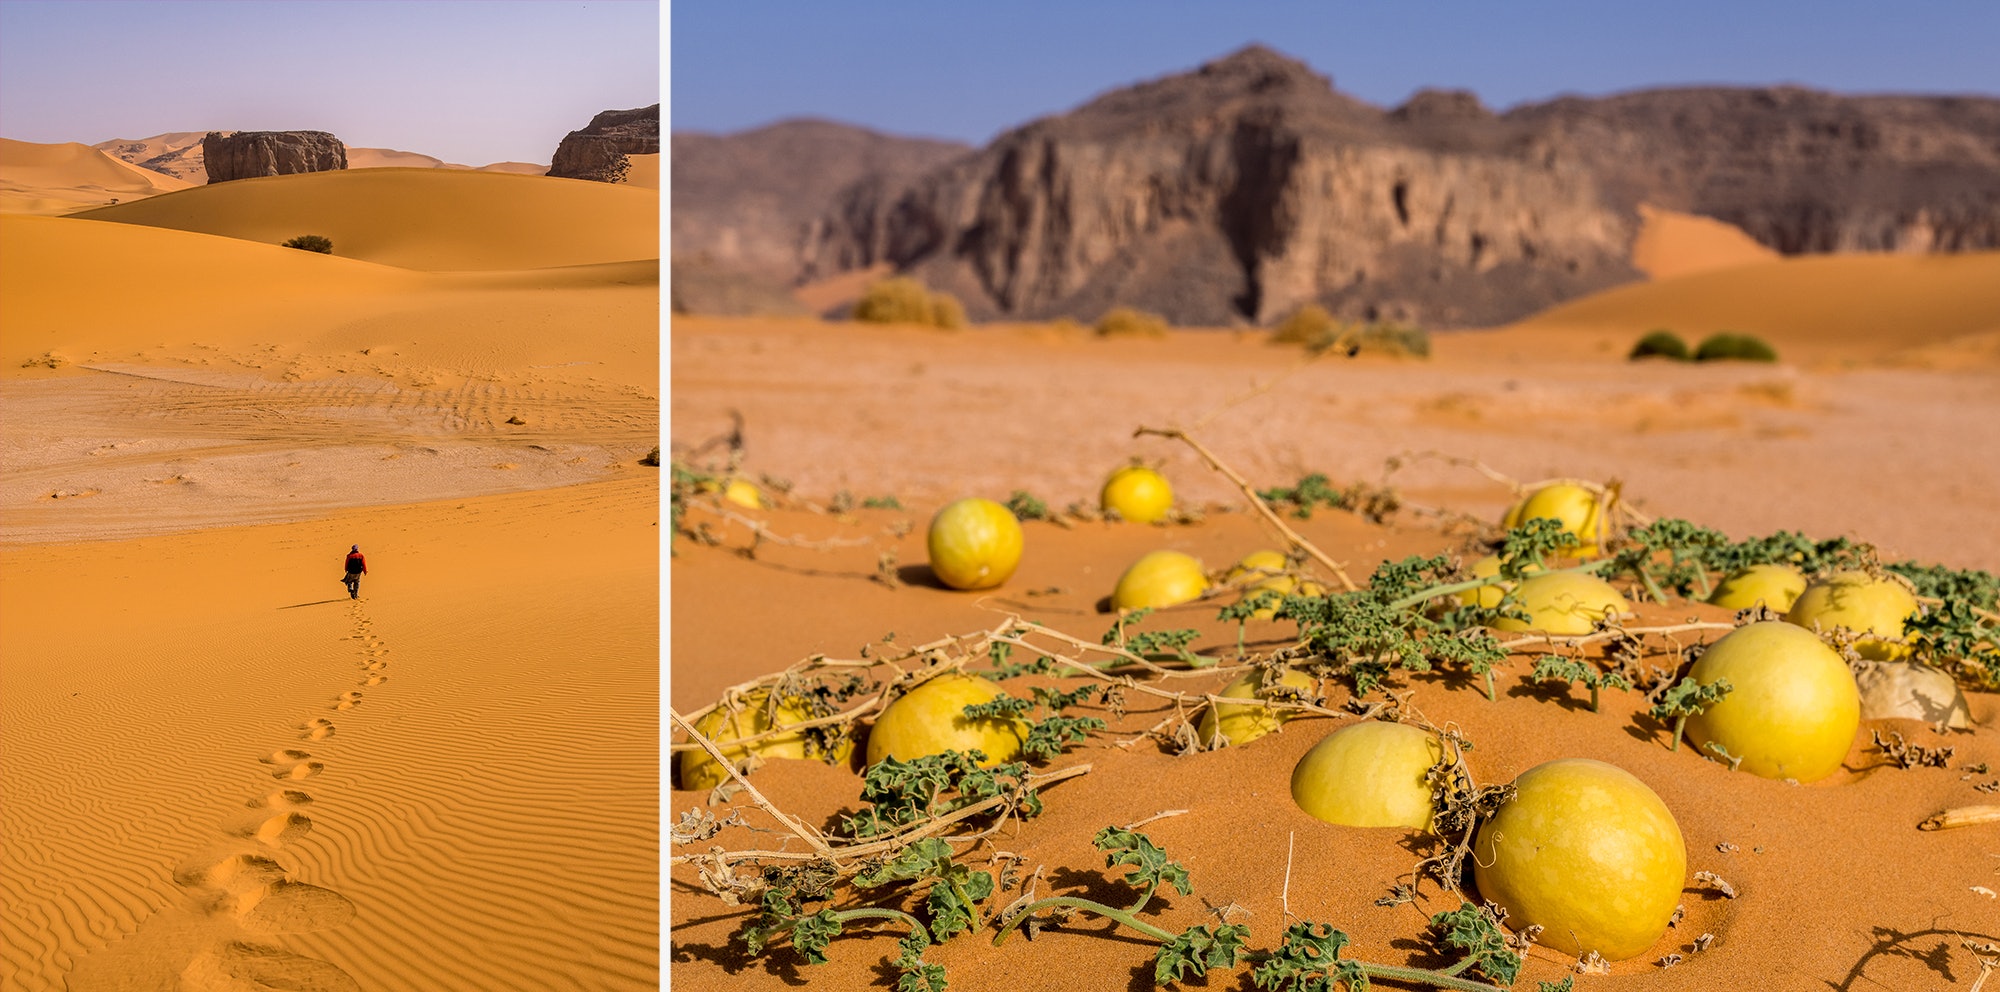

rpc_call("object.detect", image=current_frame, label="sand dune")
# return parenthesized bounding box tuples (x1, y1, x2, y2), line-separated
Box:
(73, 167, 656, 271)
(1503, 250, 2000, 363)
(93, 131, 211, 183)
(345, 146, 458, 170)
(622, 152, 659, 190)
(2, 475, 658, 991)
(3, 126, 660, 991)
(1630, 204, 1779, 280)
(0, 137, 193, 214)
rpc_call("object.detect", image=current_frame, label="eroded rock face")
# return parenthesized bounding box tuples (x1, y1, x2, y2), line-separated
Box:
(549, 105, 660, 183)
(802, 46, 1641, 327)
(202, 131, 346, 183)
(791, 45, 2000, 327)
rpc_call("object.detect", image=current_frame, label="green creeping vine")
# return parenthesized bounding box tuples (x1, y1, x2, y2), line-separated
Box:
(835, 751, 1043, 838)
(960, 686, 1110, 761)
(1529, 656, 1633, 713)
(1276, 554, 1514, 700)
(1648, 676, 1734, 752)
(991, 829, 1520, 991)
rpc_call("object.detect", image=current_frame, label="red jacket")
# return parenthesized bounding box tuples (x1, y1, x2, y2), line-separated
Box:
(345, 552, 368, 575)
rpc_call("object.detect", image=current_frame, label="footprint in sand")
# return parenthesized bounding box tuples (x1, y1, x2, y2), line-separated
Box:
(181, 941, 360, 991)
(260, 750, 323, 780)
(300, 718, 336, 741)
(362, 659, 388, 672)
(332, 691, 362, 711)
(246, 811, 313, 847)
(253, 790, 314, 810)
(361, 674, 389, 687)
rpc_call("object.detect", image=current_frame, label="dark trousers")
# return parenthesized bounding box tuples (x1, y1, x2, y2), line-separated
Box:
(344, 574, 361, 598)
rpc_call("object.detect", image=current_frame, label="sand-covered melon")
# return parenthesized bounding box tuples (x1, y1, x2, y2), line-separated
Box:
(1682, 621, 1860, 782)
(1490, 571, 1630, 635)
(1290, 721, 1441, 830)
(1472, 758, 1685, 961)
(1195, 668, 1317, 747)
(1111, 549, 1209, 611)
(679, 690, 848, 792)
(1228, 550, 1321, 619)
(865, 673, 1029, 767)
(1101, 465, 1174, 523)
(926, 497, 1024, 591)
(1708, 563, 1807, 612)
(1784, 570, 1920, 660)
(1500, 482, 1605, 556)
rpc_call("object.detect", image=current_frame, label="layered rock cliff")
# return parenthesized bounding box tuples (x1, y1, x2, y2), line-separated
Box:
(673, 119, 969, 283)
(685, 46, 2000, 327)
(550, 105, 660, 183)
(202, 131, 346, 183)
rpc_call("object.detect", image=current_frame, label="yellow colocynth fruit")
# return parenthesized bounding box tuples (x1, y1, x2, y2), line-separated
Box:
(1101, 465, 1174, 523)
(1473, 758, 1685, 961)
(866, 673, 1029, 767)
(926, 497, 1024, 590)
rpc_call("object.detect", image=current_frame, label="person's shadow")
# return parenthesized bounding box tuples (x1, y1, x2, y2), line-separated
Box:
(279, 599, 350, 609)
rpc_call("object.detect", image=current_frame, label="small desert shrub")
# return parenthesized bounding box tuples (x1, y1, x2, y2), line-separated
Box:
(1353, 321, 1430, 358)
(1629, 330, 1691, 361)
(853, 277, 965, 330)
(1270, 306, 1428, 359)
(1272, 303, 1339, 345)
(1694, 332, 1778, 363)
(282, 234, 333, 254)
(1094, 307, 1169, 339)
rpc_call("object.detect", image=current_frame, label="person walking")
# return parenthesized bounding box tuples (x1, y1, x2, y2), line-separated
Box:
(342, 544, 368, 599)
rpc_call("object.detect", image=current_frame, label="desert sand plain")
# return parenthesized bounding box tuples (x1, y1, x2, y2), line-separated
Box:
(669, 216, 2000, 991)
(1, 139, 660, 990)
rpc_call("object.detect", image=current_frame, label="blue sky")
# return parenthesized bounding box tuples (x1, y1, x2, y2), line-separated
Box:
(0, 0, 658, 166)
(669, 0, 2000, 143)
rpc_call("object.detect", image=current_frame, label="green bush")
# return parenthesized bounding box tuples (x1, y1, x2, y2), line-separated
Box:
(282, 234, 333, 254)
(1094, 307, 1169, 339)
(1629, 330, 1691, 361)
(1694, 332, 1778, 363)
(852, 277, 965, 329)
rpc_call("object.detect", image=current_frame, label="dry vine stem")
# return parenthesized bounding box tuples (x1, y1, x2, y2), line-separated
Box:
(1920, 806, 2000, 831)
(1134, 425, 1359, 592)
(669, 706, 834, 858)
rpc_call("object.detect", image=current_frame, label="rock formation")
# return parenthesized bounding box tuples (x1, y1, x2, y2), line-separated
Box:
(803, 47, 1642, 326)
(549, 105, 660, 183)
(681, 46, 2000, 327)
(201, 131, 346, 183)
(672, 119, 969, 291)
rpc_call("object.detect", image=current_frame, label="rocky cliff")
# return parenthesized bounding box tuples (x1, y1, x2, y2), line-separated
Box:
(673, 119, 969, 283)
(550, 105, 660, 183)
(201, 131, 346, 183)
(773, 46, 2000, 328)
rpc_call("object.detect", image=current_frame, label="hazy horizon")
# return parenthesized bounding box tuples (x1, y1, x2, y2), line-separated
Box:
(0, 0, 658, 167)
(671, 1, 2000, 145)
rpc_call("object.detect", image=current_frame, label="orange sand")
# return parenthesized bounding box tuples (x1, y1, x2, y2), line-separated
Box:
(1630, 205, 1779, 280)
(669, 245, 2000, 991)
(1, 153, 659, 991)
(0, 138, 192, 214)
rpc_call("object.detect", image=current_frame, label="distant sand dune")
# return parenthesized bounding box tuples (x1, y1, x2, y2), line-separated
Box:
(1630, 204, 1779, 280)
(73, 167, 656, 271)
(1504, 250, 2000, 362)
(0, 137, 192, 214)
